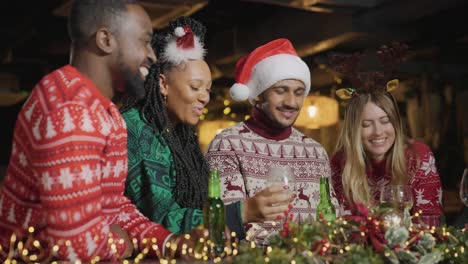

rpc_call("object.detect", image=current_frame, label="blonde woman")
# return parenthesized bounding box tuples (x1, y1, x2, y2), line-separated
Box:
(330, 44, 443, 223)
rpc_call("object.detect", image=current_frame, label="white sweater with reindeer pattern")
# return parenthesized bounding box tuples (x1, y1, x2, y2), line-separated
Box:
(205, 108, 337, 245)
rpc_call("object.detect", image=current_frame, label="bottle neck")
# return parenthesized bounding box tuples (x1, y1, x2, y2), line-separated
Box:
(319, 178, 331, 201)
(208, 171, 221, 198)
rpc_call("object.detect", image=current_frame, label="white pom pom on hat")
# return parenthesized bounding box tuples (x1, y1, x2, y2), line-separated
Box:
(230, 83, 250, 102)
(162, 25, 206, 66)
(174, 27, 185, 37)
(229, 38, 311, 105)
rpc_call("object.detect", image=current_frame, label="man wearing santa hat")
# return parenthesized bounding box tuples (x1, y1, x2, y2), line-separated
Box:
(205, 38, 338, 245)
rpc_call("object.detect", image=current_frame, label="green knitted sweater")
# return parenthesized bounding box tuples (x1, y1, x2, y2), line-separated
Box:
(123, 108, 203, 234)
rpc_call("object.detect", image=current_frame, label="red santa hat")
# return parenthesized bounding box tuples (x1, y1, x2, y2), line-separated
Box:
(230, 38, 310, 104)
(162, 25, 205, 65)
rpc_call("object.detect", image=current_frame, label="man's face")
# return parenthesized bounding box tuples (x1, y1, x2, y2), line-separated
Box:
(114, 4, 156, 99)
(257, 79, 306, 128)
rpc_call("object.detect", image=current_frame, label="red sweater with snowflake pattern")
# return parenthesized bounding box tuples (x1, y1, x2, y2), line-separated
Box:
(0, 65, 172, 261)
(330, 140, 443, 217)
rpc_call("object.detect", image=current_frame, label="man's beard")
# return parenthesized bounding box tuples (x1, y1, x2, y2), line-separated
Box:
(116, 51, 146, 100)
(121, 67, 145, 100)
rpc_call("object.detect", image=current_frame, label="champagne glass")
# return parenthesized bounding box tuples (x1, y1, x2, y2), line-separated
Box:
(380, 185, 414, 213)
(460, 168, 468, 207)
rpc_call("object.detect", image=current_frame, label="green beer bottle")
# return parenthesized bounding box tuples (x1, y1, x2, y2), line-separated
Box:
(316, 177, 336, 222)
(203, 170, 226, 256)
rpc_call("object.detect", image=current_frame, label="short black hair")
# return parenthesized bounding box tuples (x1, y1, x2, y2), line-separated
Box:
(68, 0, 138, 46)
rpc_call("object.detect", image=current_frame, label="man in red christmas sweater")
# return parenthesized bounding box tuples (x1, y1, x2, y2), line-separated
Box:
(0, 0, 197, 261)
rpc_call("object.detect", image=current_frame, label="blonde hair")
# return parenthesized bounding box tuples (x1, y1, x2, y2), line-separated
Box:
(335, 92, 408, 207)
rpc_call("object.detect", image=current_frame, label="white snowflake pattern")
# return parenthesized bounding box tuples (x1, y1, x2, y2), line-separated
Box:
(73, 212, 81, 221)
(81, 165, 94, 184)
(113, 160, 124, 177)
(102, 162, 112, 179)
(420, 155, 437, 176)
(118, 212, 131, 222)
(42, 172, 53, 191)
(60, 212, 67, 221)
(59, 167, 74, 189)
(208, 157, 225, 173)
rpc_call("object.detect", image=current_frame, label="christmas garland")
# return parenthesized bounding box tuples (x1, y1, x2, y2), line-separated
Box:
(1, 204, 466, 263)
(234, 204, 467, 264)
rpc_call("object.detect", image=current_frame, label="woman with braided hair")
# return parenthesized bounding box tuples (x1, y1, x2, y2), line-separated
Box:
(121, 16, 212, 234)
(330, 44, 444, 224)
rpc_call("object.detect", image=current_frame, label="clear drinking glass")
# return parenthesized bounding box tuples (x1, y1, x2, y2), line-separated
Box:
(380, 185, 414, 213)
(266, 166, 296, 192)
(460, 168, 468, 207)
(264, 166, 296, 243)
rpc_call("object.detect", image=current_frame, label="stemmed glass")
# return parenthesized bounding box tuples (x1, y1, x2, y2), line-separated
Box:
(460, 168, 468, 207)
(380, 185, 414, 213)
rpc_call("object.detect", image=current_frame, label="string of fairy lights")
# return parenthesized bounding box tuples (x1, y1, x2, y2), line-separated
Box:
(0, 228, 239, 263)
(234, 209, 466, 263)
(199, 99, 251, 122)
(1, 209, 466, 263)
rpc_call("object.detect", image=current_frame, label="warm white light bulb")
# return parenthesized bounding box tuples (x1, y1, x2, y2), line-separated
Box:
(307, 105, 318, 118)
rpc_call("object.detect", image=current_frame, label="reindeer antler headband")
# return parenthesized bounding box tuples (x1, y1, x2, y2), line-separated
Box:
(330, 42, 408, 100)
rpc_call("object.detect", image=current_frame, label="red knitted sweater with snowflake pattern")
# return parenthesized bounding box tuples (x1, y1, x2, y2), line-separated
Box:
(330, 140, 443, 217)
(0, 65, 172, 261)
